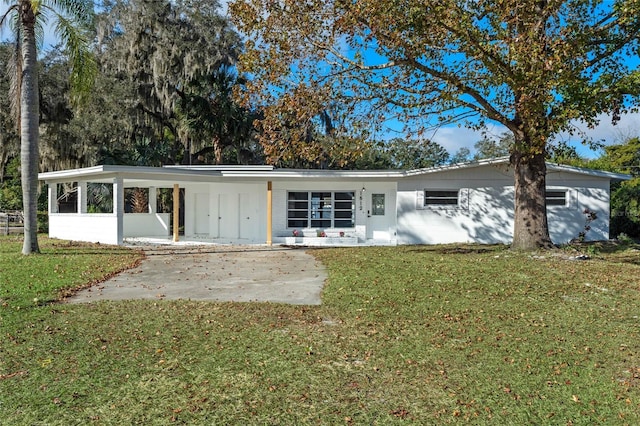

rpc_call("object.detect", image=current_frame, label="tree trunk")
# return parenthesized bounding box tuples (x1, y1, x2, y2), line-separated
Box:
(213, 136, 223, 165)
(20, 3, 40, 255)
(511, 150, 553, 250)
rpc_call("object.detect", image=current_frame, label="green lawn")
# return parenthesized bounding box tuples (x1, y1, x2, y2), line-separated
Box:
(1, 236, 639, 424)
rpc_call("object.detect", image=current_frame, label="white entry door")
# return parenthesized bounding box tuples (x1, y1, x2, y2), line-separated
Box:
(194, 193, 210, 234)
(239, 193, 259, 240)
(218, 193, 239, 239)
(367, 193, 389, 240)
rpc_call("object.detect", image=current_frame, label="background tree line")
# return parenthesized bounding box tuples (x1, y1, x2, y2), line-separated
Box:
(1, 0, 639, 243)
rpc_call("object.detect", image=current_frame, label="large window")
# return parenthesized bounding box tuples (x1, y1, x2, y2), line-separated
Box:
(287, 191, 355, 228)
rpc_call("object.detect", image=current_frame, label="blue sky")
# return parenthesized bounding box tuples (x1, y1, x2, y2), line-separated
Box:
(2, 2, 638, 160)
(425, 112, 640, 159)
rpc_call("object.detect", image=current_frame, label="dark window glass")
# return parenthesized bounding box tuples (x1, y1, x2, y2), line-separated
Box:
(425, 190, 459, 206)
(546, 191, 567, 206)
(287, 191, 354, 228)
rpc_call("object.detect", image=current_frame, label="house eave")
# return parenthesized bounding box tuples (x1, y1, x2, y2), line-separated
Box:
(39, 165, 407, 183)
(404, 157, 512, 177)
(39, 165, 224, 184)
(404, 157, 631, 181)
(38, 157, 631, 184)
(546, 162, 630, 181)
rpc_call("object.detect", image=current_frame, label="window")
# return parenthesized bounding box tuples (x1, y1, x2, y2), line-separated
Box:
(57, 183, 78, 213)
(424, 190, 459, 206)
(546, 190, 567, 206)
(288, 191, 355, 228)
(371, 193, 385, 215)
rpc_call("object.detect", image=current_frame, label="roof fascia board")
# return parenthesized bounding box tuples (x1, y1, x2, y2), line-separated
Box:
(404, 157, 630, 181)
(164, 165, 275, 171)
(220, 170, 405, 179)
(38, 158, 630, 183)
(404, 157, 510, 177)
(546, 163, 630, 181)
(39, 165, 225, 183)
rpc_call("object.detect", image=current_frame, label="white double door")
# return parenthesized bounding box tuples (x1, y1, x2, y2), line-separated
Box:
(193, 192, 260, 240)
(218, 193, 260, 240)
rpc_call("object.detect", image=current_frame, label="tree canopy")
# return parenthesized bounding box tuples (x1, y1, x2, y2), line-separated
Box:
(230, 0, 640, 249)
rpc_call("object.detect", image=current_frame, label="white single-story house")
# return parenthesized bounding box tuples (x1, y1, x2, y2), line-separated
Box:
(38, 157, 629, 246)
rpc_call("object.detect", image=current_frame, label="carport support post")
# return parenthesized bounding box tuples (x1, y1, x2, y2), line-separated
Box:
(173, 184, 179, 242)
(267, 181, 272, 246)
(48, 183, 57, 214)
(148, 187, 157, 213)
(114, 177, 124, 245)
(78, 181, 87, 213)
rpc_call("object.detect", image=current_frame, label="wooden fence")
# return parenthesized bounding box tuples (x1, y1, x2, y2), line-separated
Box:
(0, 211, 24, 235)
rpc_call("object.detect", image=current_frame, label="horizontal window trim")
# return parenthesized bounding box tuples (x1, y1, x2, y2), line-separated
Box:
(546, 190, 568, 207)
(424, 189, 460, 207)
(418, 188, 469, 210)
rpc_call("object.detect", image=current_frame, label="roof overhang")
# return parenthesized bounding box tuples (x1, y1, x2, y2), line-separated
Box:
(39, 164, 406, 186)
(546, 163, 630, 182)
(39, 158, 630, 185)
(404, 157, 630, 182)
(39, 165, 225, 186)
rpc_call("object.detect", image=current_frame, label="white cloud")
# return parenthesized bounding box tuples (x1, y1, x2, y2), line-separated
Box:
(555, 112, 640, 157)
(427, 123, 508, 155)
(419, 112, 640, 159)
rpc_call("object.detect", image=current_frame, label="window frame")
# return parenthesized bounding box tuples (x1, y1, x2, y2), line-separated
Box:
(545, 190, 568, 207)
(287, 191, 355, 229)
(424, 190, 460, 206)
(418, 188, 469, 210)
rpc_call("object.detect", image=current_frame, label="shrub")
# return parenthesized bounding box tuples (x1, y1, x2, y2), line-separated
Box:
(610, 179, 640, 238)
(37, 211, 49, 233)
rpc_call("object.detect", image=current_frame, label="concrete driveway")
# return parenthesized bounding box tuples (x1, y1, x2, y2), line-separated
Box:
(65, 244, 327, 305)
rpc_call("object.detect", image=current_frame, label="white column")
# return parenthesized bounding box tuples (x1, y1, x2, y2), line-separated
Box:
(267, 181, 272, 246)
(77, 181, 88, 213)
(173, 184, 180, 242)
(148, 187, 157, 213)
(48, 183, 58, 214)
(113, 177, 124, 245)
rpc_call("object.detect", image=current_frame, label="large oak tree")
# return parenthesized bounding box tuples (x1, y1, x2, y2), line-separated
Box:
(230, 0, 640, 250)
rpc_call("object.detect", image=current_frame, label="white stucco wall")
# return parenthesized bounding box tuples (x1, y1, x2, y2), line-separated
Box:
(397, 165, 612, 245)
(123, 213, 170, 237)
(183, 182, 267, 243)
(271, 180, 398, 244)
(546, 181, 610, 244)
(49, 214, 120, 245)
(42, 163, 617, 247)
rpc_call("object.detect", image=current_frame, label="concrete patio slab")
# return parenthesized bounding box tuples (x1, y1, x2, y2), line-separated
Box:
(65, 244, 327, 305)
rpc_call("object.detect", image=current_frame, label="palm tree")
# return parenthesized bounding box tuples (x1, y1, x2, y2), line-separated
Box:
(1, 0, 95, 254)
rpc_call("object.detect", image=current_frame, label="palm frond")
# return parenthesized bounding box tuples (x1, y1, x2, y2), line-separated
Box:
(0, 4, 18, 28)
(52, 12, 96, 104)
(7, 33, 21, 130)
(48, 0, 94, 26)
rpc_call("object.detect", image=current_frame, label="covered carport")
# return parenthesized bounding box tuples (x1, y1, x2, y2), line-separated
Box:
(39, 165, 274, 245)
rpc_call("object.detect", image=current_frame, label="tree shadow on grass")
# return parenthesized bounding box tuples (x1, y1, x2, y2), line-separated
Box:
(563, 241, 640, 266)
(404, 243, 507, 255)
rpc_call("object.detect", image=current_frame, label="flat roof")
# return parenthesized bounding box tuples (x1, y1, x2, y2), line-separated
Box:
(39, 158, 630, 184)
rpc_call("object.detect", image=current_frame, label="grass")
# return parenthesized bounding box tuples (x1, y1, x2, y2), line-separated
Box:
(1, 236, 639, 424)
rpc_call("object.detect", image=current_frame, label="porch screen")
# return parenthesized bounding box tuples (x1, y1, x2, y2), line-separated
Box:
(287, 191, 355, 228)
